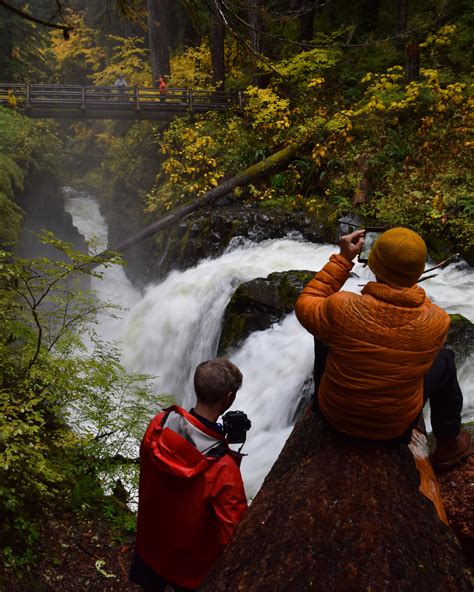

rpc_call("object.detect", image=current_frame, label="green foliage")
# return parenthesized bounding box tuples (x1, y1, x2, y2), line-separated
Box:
(0, 235, 161, 564)
(99, 121, 162, 197)
(0, 108, 62, 175)
(90, 35, 151, 86)
(244, 87, 291, 144)
(169, 42, 215, 89)
(275, 47, 341, 90)
(145, 112, 250, 213)
(0, 11, 52, 82)
(0, 108, 62, 245)
(50, 11, 106, 84)
(51, 11, 151, 86)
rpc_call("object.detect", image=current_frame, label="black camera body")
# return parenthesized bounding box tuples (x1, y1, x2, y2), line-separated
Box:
(222, 410, 252, 444)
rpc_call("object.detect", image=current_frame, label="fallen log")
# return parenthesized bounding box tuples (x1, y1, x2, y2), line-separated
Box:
(201, 409, 471, 591)
(105, 142, 307, 257)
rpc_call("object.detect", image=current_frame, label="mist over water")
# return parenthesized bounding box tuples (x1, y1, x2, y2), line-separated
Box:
(65, 189, 474, 498)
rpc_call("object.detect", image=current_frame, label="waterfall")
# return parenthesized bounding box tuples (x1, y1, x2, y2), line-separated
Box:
(64, 187, 141, 342)
(65, 188, 474, 498)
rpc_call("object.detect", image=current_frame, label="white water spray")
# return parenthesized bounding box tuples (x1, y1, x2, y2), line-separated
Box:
(66, 189, 474, 498)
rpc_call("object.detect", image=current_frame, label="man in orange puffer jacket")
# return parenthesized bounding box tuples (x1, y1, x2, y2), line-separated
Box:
(295, 227, 471, 469)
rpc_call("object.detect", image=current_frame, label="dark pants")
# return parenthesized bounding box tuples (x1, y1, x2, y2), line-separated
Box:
(312, 338, 463, 444)
(129, 551, 196, 592)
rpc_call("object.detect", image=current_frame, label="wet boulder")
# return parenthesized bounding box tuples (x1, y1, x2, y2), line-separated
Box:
(446, 314, 474, 364)
(218, 270, 313, 354)
(147, 206, 328, 282)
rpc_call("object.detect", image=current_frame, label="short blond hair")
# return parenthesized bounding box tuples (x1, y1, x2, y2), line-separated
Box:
(194, 358, 243, 405)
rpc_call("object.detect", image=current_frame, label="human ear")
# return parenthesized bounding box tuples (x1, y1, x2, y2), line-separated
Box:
(225, 391, 236, 409)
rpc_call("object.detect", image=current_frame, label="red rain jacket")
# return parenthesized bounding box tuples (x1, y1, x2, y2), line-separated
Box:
(135, 406, 247, 588)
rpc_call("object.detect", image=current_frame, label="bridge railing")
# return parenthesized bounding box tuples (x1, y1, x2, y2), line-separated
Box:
(0, 83, 243, 112)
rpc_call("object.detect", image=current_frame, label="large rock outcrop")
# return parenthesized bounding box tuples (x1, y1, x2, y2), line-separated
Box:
(218, 269, 313, 354)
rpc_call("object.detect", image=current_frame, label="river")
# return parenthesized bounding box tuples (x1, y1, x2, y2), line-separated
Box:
(64, 187, 474, 498)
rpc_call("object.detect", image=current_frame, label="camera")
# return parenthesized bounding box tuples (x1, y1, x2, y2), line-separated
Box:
(222, 410, 252, 444)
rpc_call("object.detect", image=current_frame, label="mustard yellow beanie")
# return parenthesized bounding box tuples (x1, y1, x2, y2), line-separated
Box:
(368, 227, 427, 287)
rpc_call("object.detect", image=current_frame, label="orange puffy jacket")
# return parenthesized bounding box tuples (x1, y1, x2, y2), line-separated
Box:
(136, 406, 247, 588)
(295, 254, 450, 440)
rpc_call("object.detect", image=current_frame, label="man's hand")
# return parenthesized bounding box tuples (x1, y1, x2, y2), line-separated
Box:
(339, 229, 365, 262)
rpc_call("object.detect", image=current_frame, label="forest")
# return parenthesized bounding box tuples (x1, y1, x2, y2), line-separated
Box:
(0, 0, 473, 590)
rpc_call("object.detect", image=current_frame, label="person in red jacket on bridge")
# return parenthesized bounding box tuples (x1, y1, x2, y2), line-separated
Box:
(130, 358, 248, 592)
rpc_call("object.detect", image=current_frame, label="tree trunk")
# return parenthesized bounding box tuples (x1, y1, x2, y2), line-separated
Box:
(292, 0, 316, 45)
(249, 0, 265, 86)
(147, 0, 170, 84)
(396, 0, 409, 45)
(360, 0, 379, 33)
(406, 41, 420, 82)
(202, 411, 471, 591)
(183, 15, 200, 47)
(300, 9, 316, 45)
(104, 142, 308, 257)
(211, 1, 225, 89)
(327, 0, 338, 28)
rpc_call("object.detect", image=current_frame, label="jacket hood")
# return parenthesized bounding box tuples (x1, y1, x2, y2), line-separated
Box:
(145, 407, 226, 479)
(362, 281, 426, 308)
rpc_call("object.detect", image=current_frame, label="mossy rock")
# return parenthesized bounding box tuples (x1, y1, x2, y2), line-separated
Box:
(447, 314, 474, 364)
(144, 206, 327, 283)
(218, 270, 314, 354)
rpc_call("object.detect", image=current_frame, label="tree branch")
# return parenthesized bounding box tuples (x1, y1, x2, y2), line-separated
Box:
(0, 0, 74, 37)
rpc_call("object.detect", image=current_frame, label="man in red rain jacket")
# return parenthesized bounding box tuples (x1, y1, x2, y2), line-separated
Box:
(130, 358, 248, 592)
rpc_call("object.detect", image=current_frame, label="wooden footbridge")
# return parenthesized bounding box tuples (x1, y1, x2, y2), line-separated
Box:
(0, 83, 242, 120)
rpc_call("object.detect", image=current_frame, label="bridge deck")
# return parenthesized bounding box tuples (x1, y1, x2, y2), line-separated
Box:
(0, 83, 242, 120)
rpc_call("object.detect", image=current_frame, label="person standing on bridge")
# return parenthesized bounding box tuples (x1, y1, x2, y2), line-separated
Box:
(114, 74, 127, 101)
(159, 75, 167, 103)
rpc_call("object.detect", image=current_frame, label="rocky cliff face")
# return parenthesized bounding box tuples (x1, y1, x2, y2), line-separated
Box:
(16, 173, 86, 259)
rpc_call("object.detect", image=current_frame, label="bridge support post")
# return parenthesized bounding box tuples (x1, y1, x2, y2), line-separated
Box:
(26, 84, 31, 109)
(81, 86, 86, 111)
(135, 86, 140, 111)
(188, 88, 194, 112)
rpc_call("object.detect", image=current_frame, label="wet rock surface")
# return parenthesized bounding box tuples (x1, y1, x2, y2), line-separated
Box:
(446, 314, 474, 364)
(120, 205, 329, 286)
(218, 270, 314, 354)
(16, 174, 87, 259)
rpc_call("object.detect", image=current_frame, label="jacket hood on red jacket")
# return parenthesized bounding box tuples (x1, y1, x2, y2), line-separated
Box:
(144, 407, 226, 479)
